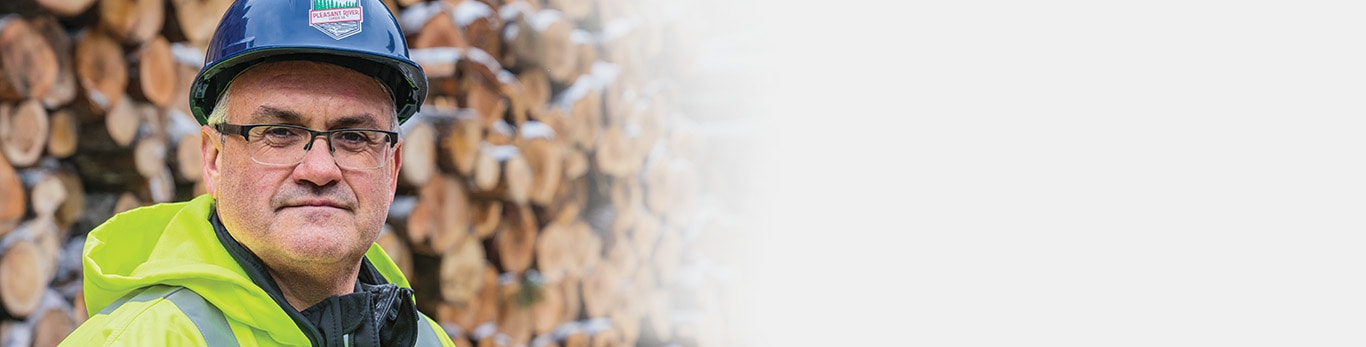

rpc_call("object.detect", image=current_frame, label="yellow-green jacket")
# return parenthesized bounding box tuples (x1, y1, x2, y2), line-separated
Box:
(60, 195, 455, 346)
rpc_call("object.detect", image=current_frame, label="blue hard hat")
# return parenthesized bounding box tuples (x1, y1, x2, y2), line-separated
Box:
(190, 0, 427, 125)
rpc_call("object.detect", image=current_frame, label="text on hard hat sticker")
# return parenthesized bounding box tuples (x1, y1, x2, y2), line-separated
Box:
(310, 8, 363, 25)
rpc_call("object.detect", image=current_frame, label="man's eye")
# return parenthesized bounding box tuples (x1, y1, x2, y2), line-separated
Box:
(336, 131, 369, 143)
(263, 127, 298, 138)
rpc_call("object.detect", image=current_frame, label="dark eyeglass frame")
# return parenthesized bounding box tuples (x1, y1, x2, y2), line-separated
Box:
(213, 123, 399, 152)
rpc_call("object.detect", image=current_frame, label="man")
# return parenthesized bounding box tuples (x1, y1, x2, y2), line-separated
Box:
(60, 0, 454, 345)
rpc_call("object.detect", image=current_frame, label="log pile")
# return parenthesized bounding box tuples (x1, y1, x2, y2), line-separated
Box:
(0, 1, 740, 346)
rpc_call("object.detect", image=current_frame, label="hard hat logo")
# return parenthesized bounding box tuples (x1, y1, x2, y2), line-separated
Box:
(310, 0, 364, 40)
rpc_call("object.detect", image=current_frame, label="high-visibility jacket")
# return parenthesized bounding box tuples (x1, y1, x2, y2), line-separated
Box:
(60, 195, 455, 346)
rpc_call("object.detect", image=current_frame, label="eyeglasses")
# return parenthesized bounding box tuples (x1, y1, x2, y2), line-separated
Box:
(214, 123, 398, 170)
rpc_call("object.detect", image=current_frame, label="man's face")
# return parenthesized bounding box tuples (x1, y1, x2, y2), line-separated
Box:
(201, 61, 402, 269)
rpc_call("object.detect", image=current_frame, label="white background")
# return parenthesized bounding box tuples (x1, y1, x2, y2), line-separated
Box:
(721, 0, 1366, 345)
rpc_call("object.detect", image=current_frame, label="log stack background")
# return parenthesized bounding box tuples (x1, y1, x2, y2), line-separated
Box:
(0, 0, 750, 346)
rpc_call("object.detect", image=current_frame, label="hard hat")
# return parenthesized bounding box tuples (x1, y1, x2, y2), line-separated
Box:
(190, 0, 427, 125)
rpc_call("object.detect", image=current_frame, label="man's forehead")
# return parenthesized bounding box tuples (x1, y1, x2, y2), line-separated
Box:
(225, 61, 395, 127)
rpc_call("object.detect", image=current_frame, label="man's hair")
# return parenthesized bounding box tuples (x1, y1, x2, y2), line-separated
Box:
(204, 64, 402, 133)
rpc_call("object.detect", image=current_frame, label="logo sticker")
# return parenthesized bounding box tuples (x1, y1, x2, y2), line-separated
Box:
(310, 0, 364, 40)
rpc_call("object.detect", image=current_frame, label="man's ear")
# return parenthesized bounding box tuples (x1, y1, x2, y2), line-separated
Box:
(201, 125, 222, 197)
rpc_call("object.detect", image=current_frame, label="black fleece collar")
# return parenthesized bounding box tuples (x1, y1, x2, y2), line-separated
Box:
(210, 208, 419, 346)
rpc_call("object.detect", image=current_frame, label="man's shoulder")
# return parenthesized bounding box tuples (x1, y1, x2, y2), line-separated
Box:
(61, 287, 209, 346)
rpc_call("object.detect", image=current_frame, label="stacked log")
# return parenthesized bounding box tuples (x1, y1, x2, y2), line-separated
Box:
(0, 0, 741, 346)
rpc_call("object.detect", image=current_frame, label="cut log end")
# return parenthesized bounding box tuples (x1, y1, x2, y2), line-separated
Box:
(0, 16, 58, 102)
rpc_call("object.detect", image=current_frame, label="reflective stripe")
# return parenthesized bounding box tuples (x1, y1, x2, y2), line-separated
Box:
(415, 315, 442, 346)
(98, 285, 239, 346)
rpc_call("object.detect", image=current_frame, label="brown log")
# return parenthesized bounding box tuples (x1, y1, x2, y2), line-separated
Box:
(568, 220, 600, 277)
(51, 168, 82, 231)
(127, 36, 176, 107)
(429, 107, 482, 176)
(580, 263, 619, 319)
(410, 47, 461, 82)
(549, 77, 602, 152)
(27, 16, 76, 109)
(593, 126, 634, 178)
(29, 291, 74, 347)
(399, 115, 438, 189)
(0, 17, 58, 104)
(133, 136, 168, 183)
(539, 16, 579, 85)
(69, 99, 152, 191)
(104, 94, 141, 148)
(73, 29, 128, 115)
(517, 69, 550, 122)
(473, 264, 500, 328)
(491, 203, 536, 274)
(168, 44, 202, 118)
(470, 144, 531, 204)
(530, 279, 565, 336)
(495, 277, 534, 347)
(561, 147, 587, 181)
(517, 121, 561, 206)
(432, 301, 475, 341)
(470, 199, 502, 240)
(496, 2, 532, 69)
(0, 153, 22, 236)
(440, 236, 486, 304)
(534, 218, 578, 282)
(0, 99, 49, 168)
(405, 175, 472, 255)
(163, 0, 234, 45)
(167, 109, 202, 183)
(377, 224, 414, 281)
(0, 238, 44, 318)
(453, 1, 502, 62)
(536, 179, 581, 245)
(0, 16, 56, 103)
(99, 0, 165, 44)
(18, 167, 67, 219)
(45, 109, 78, 159)
(403, 2, 468, 50)
(460, 73, 507, 128)
(557, 277, 581, 327)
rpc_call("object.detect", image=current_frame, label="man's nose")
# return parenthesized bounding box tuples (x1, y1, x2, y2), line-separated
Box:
(292, 136, 342, 186)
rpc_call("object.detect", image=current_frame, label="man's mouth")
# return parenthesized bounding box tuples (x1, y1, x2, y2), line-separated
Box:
(278, 199, 351, 211)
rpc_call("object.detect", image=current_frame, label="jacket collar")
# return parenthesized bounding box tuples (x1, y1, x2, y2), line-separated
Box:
(210, 208, 418, 346)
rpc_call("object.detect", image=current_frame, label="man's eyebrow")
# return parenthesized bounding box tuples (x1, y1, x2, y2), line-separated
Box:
(247, 107, 383, 129)
(249, 106, 304, 124)
(328, 115, 382, 129)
